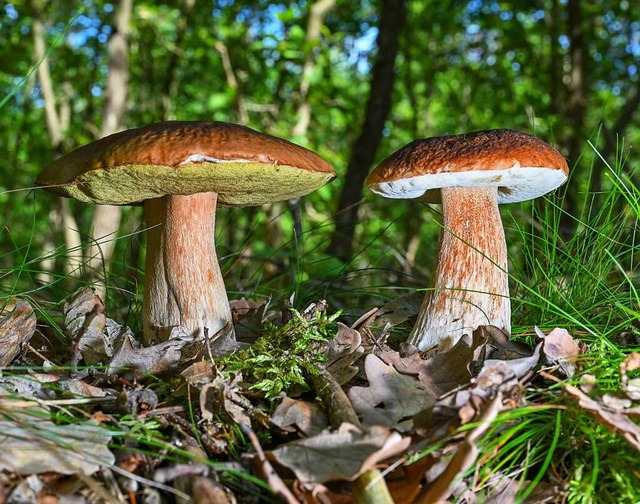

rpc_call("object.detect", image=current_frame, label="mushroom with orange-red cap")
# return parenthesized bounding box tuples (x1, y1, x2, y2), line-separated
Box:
(37, 121, 335, 348)
(366, 129, 568, 351)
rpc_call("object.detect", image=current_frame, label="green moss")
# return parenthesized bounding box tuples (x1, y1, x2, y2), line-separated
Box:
(219, 308, 340, 398)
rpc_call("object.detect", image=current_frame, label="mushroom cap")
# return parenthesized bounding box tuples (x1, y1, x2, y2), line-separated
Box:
(366, 129, 569, 203)
(36, 121, 336, 206)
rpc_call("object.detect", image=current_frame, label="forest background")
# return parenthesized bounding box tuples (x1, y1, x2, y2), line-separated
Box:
(1, 0, 639, 331)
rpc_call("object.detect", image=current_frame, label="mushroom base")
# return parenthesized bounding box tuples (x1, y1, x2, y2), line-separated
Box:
(408, 186, 510, 351)
(143, 193, 234, 347)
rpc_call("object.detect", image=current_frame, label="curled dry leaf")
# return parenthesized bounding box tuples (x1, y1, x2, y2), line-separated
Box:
(181, 360, 215, 386)
(348, 354, 435, 431)
(620, 353, 640, 400)
(0, 300, 36, 366)
(271, 397, 329, 437)
(359, 291, 424, 329)
(64, 288, 111, 366)
(0, 374, 57, 400)
(324, 322, 364, 385)
(483, 342, 542, 381)
(0, 406, 114, 475)
(419, 394, 503, 503)
(191, 476, 236, 504)
(564, 382, 640, 451)
(380, 334, 478, 397)
(200, 373, 252, 426)
(117, 387, 159, 415)
(422, 356, 525, 439)
(59, 378, 109, 398)
(269, 422, 410, 485)
(108, 330, 189, 376)
(537, 327, 583, 377)
(230, 297, 269, 344)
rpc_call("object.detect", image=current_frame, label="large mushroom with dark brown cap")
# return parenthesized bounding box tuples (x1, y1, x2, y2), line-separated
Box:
(37, 121, 335, 347)
(366, 129, 568, 351)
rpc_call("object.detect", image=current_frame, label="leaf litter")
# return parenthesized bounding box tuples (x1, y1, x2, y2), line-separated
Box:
(1, 289, 640, 502)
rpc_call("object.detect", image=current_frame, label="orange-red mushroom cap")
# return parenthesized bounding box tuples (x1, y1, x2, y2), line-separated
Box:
(37, 121, 336, 206)
(367, 129, 568, 203)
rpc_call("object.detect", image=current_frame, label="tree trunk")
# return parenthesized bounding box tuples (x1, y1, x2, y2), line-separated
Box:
(291, 0, 337, 139)
(28, 0, 83, 280)
(560, 0, 587, 238)
(87, 0, 133, 291)
(161, 0, 197, 120)
(327, 0, 407, 260)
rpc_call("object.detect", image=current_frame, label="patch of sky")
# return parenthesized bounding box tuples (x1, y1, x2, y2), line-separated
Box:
(532, 10, 545, 22)
(558, 34, 569, 49)
(629, 30, 640, 56)
(4, 4, 18, 20)
(466, 0, 482, 14)
(67, 14, 106, 49)
(351, 27, 378, 74)
(467, 24, 480, 35)
(246, 3, 289, 41)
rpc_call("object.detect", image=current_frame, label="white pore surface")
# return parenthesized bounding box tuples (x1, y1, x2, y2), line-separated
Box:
(179, 154, 253, 165)
(368, 165, 568, 203)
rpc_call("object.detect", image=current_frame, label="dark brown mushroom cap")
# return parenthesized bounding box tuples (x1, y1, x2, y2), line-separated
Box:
(367, 129, 569, 203)
(36, 121, 336, 206)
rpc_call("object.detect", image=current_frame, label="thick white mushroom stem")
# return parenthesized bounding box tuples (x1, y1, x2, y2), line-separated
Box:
(408, 186, 510, 351)
(143, 192, 233, 346)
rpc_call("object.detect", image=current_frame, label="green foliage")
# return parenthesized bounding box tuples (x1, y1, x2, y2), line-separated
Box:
(219, 308, 339, 398)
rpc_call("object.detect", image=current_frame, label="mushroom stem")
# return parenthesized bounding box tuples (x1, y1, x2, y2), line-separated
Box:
(143, 192, 233, 346)
(408, 186, 510, 351)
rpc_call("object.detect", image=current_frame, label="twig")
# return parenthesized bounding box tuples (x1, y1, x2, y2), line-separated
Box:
(310, 368, 394, 504)
(239, 423, 300, 504)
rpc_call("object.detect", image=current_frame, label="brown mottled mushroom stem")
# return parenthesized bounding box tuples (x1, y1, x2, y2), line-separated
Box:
(143, 192, 233, 346)
(408, 186, 510, 351)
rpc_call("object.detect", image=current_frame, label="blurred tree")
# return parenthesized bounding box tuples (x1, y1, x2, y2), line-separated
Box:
(328, 0, 407, 260)
(0, 0, 638, 310)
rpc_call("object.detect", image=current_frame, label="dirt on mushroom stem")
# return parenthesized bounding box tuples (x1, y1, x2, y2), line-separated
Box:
(143, 191, 234, 346)
(408, 186, 510, 351)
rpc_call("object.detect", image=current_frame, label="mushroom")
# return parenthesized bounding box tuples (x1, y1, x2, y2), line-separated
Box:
(37, 121, 335, 347)
(366, 129, 568, 351)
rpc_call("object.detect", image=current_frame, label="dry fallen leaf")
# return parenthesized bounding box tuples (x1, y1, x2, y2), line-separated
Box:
(108, 330, 189, 376)
(379, 333, 481, 397)
(269, 422, 410, 485)
(564, 382, 640, 450)
(360, 291, 424, 329)
(230, 297, 269, 344)
(200, 373, 252, 426)
(64, 288, 111, 366)
(348, 354, 435, 431)
(324, 322, 364, 385)
(418, 394, 503, 503)
(620, 353, 640, 400)
(271, 397, 329, 437)
(0, 405, 114, 475)
(0, 300, 36, 366)
(483, 342, 542, 380)
(538, 327, 583, 377)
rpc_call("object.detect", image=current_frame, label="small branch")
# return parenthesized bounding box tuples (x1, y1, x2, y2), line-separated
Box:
(214, 40, 249, 125)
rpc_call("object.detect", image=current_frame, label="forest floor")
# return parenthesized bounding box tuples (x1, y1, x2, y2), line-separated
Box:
(1, 284, 640, 504)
